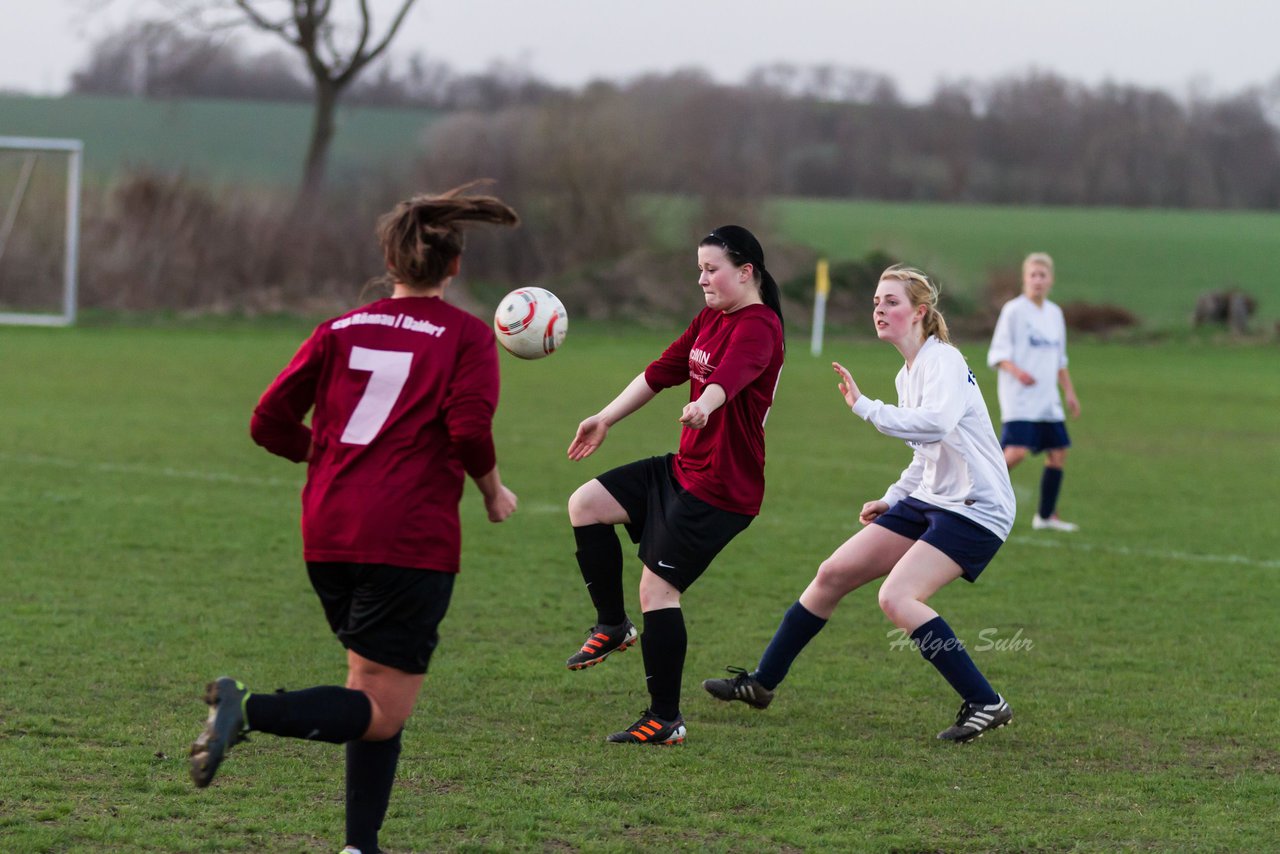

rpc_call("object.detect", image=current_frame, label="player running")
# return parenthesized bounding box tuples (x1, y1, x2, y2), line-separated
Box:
(565, 225, 785, 746)
(188, 183, 520, 854)
(704, 265, 1017, 743)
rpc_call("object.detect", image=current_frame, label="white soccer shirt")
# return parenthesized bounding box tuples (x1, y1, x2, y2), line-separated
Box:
(986, 294, 1069, 422)
(851, 337, 1016, 540)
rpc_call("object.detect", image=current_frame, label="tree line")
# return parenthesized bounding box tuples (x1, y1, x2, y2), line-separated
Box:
(71, 19, 1280, 211)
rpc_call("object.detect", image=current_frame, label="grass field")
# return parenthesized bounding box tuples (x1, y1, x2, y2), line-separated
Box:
(771, 197, 1280, 332)
(0, 94, 438, 186)
(1, 319, 1277, 852)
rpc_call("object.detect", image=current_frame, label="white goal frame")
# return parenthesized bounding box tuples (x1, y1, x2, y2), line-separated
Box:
(0, 136, 82, 326)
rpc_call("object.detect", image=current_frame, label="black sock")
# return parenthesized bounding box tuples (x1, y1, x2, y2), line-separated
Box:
(244, 686, 372, 743)
(1039, 467, 1064, 519)
(910, 616, 998, 706)
(345, 730, 402, 854)
(640, 607, 686, 721)
(574, 523, 627, 626)
(754, 601, 828, 690)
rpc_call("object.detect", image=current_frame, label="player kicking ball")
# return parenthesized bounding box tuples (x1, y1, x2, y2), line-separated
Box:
(564, 226, 786, 745)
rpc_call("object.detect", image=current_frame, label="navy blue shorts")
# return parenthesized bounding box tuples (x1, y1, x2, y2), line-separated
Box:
(1001, 420, 1070, 453)
(595, 454, 753, 592)
(307, 562, 456, 675)
(872, 497, 1004, 581)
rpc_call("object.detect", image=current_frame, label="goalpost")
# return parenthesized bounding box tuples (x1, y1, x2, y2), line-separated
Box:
(0, 136, 82, 326)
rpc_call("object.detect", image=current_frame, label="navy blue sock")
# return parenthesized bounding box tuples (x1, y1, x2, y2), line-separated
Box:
(1039, 467, 1064, 519)
(345, 730, 402, 854)
(910, 616, 999, 706)
(574, 523, 627, 627)
(245, 686, 372, 743)
(640, 607, 686, 721)
(754, 601, 828, 690)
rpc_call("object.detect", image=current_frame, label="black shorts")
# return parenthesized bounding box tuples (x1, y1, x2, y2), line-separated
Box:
(872, 497, 1004, 582)
(595, 454, 752, 592)
(307, 562, 456, 675)
(1001, 420, 1071, 453)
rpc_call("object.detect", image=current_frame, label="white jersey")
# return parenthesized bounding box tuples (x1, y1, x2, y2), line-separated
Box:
(851, 337, 1016, 540)
(986, 294, 1069, 422)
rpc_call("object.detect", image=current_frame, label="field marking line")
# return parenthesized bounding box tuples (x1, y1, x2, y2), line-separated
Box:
(1007, 534, 1280, 570)
(0, 451, 300, 489)
(7, 452, 1273, 568)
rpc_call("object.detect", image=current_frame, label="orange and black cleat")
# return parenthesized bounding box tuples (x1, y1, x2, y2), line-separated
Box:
(606, 709, 687, 745)
(565, 620, 637, 670)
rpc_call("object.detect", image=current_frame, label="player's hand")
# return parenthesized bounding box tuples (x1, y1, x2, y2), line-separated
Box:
(679, 400, 710, 429)
(485, 485, 518, 522)
(1066, 392, 1081, 419)
(859, 499, 889, 526)
(1017, 368, 1036, 386)
(832, 361, 861, 407)
(568, 415, 609, 461)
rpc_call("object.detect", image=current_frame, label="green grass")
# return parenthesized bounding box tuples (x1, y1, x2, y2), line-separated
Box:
(773, 197, 1280, 331)
(1, 320, 1278, 852)
(0, 93, 439, 187)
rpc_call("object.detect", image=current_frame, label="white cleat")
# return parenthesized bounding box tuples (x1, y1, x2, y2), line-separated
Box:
(1032, 515, 1079, 532)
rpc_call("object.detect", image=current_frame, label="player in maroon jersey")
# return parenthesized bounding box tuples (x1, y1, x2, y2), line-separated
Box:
(189, 184, 519, 854)
(564, 225, 786, 746)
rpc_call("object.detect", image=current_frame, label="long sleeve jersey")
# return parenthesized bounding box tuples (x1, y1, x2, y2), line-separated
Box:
(851, 336, 1015, 539)
(643, 304, 785, 516)
(986, 295, 1070, 422)
(250, 296, 499, 572)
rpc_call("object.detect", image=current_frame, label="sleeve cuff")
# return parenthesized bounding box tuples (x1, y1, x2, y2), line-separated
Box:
(851, 396, 877, 420)
(457, 436, 497, 479)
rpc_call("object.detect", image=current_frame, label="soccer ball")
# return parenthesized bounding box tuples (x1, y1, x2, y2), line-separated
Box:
(493, 287, 568, 360)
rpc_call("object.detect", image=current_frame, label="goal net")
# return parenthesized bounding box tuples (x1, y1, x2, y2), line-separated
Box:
(0, 136, 82, 326)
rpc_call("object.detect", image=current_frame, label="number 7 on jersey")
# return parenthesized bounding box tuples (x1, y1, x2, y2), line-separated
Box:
(340, 346, 413, 445)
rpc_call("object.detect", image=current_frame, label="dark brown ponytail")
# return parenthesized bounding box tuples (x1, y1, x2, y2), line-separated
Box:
(375, 181, 519, 290)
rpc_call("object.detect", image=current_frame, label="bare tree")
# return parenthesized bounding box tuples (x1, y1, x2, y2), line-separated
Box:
(179, 1, 420, 201)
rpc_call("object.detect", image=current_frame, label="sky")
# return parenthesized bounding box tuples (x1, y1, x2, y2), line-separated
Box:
(1, 0, 1278, 102)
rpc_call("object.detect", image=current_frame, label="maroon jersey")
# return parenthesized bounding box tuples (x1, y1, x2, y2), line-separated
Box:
(644, 304, 784, 515)
(251, 296, 499, 572)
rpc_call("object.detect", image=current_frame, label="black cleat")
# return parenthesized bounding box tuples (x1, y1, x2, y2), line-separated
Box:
(702, 666, 775, 710)
(606, 709, 686, 745)
(565, 620, 637, 670)
(936, 695, 1012, 743)
(189, 676, 249, 787)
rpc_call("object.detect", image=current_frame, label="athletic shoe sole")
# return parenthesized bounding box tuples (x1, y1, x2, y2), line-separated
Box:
(189, 676, 247, 787)
(566, 626, 638, 670)
(950, 718, 1011, 743)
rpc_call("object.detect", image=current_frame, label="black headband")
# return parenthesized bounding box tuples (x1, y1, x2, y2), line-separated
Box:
(706, 225, 766, 272)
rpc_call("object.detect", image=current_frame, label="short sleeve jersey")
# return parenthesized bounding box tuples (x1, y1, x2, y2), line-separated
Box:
(986, 295, 1069, 422)
(250, 296, 499, 573)
(643, 304, 784, 516)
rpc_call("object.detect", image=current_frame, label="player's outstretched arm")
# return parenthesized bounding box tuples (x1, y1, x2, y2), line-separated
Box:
(568, 415, 609, 461)
(832, 362, 862, 408)
(567, 373, 657, 460)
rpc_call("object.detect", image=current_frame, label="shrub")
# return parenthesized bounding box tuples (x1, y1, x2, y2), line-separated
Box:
(1061, 301, 1139, 334)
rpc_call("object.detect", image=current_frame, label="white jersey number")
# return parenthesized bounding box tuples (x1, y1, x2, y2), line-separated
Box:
(340, 346, 413, 445)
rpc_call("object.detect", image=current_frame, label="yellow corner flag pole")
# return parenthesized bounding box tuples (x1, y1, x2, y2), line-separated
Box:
(810, 258, 830, 356)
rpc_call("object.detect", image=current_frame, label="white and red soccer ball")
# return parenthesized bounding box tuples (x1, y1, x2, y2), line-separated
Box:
(493, 287, 568, 360)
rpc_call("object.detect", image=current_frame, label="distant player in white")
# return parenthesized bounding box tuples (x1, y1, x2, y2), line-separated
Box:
(987, 252, 1082, 531)
(704, 265, 1016, 744)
